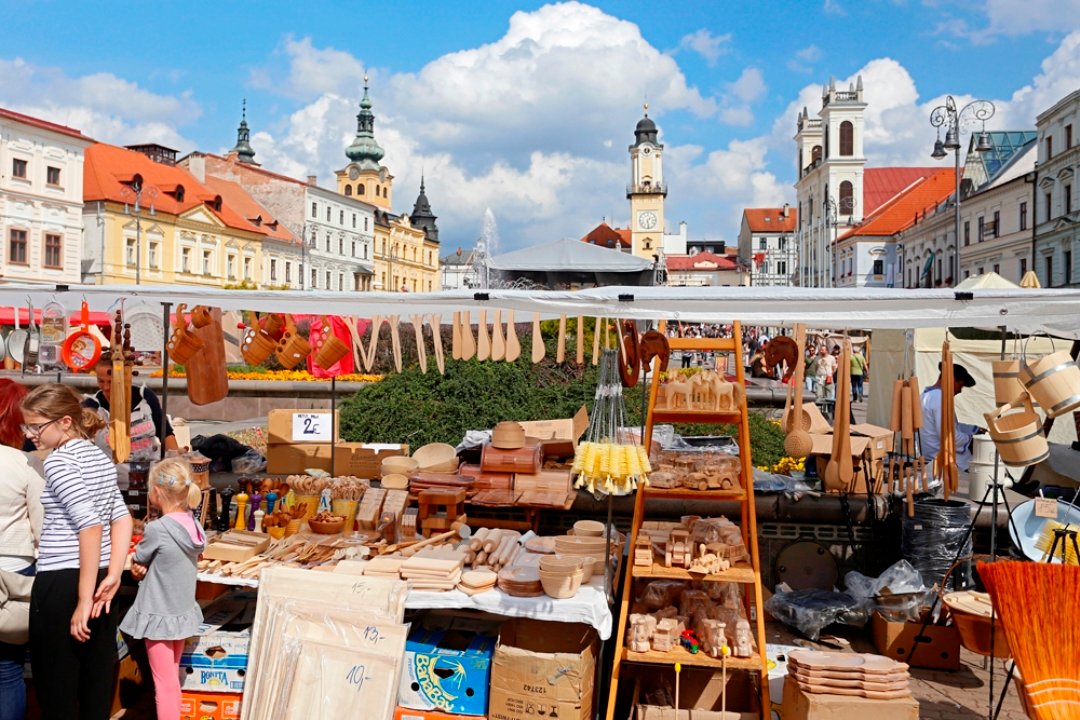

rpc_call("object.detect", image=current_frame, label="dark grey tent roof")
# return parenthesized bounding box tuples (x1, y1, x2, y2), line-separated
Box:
(488, 237, 654, 287)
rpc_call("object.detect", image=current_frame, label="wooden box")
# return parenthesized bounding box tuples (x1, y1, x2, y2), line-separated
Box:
(780, 681, 918, 720)
(265, 443, 332, 474)
(870, 611, 961, 670)
(481, 442, 542, 474)
(202, 531, 270, 563)
(332, 442, 409, 477)
(267, 409, 338, 445)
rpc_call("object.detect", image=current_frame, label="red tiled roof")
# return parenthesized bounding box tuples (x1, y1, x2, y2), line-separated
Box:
(581, 221, 631, 249)
(84, 143, 273, 237)
(840, 168, 957, 239)
(202, 176, 300, 245)
(666, 252, 738, 271)
(0, 106, 94, 143)
(863, 168, 943, 216)
(743, 208, 796, 233)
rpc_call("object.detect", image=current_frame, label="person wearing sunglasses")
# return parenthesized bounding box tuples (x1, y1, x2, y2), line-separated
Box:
(20, 383, 132, 720)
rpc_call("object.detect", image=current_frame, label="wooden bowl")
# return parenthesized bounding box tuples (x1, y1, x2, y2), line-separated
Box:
(381, 473, 410, 490)
(573, 520, 605, 537)
(540, 556, 583, 573)
(308, 516, 346, 534)
(413, 443, 460, 473)
(540, 570, 583, 599)
(267, 526, 286, 540)
(382, 456, 419, 477)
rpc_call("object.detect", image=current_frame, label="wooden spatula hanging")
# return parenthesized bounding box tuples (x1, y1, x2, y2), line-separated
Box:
(531, 313, 545, 363)
(491, 310, 505, 361)
(451, 311, 462, 360)
(592, 317, 601, 365)
(461, 312, 476, 361)
(556, 315, 567, 364)
(366, 316, 383, 371)
(431, 314, 445, 374)
(835, 341, 854, 491)
(389, 315, 403, 373)
(411, 315, 427, 374)
(477, 310, 491, 362)
(575, 316, 585, 365)
(505, 311, 521, 362)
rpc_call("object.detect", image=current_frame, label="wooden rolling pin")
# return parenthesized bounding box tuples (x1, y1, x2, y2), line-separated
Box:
(401, 522, 470, 557)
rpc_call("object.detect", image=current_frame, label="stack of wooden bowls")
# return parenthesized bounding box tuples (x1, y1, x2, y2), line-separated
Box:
(555, 535, 609, 562)
(497, 565, 543, 597)
(382, 455, 419, 477)
(413, 443, 461, 473)
(572, 520, 605, 537)
(491, 421, 526, 449)
(539, 556, 585, 599)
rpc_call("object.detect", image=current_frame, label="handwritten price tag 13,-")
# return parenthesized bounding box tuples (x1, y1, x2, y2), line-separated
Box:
(292, 412, 333, 443)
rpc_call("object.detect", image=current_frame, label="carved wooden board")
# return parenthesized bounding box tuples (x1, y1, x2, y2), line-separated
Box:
(184, 306, 229, 405)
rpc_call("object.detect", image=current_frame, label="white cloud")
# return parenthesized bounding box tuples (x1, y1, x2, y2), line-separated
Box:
(824, 0, 846, 15)
(253, 35, 367, 100)
(677, 28, 733, 67)
(787, 45, 823, 74)
(0, 57, 200, 147)
(729, 68, 766, 104)
(983, 0, 1080, 36)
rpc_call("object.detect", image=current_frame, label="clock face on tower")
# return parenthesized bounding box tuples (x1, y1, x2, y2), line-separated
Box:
(348, 166, 360, 180)
(638, 210, 658, 230)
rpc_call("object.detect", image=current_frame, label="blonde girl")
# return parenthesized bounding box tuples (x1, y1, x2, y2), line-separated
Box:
(20, 383, 132, 720)
(120, 457, 204, 720)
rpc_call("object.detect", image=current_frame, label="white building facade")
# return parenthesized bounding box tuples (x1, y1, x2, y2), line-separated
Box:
(1034, 89, 1080, 288)
(737, 207, 797, 286)
(0, 108, 92, 284)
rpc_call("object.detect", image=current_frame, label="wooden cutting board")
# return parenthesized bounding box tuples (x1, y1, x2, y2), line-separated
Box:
(185, 306, 229, 405)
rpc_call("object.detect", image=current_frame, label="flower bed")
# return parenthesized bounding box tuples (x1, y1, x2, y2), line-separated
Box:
(152, 368, 383, 383)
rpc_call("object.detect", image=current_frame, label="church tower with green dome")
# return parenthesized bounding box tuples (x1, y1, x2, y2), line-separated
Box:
(336, 75, 394, 210)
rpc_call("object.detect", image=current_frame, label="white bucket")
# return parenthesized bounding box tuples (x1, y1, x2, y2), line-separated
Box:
(971, 435, 998, 465)
(968, 460, 1013, 504)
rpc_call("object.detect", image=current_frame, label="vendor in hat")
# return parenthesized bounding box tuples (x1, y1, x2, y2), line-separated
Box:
(920, 362, 984, 472)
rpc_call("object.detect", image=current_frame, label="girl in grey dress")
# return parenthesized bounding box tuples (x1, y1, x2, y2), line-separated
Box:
(120, 457, 204, 720)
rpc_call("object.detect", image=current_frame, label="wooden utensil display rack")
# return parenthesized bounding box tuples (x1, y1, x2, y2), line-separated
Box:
(604, 320, 771, 718)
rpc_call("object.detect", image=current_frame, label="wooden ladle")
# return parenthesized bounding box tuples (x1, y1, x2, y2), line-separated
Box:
(431, 314, 445, 374)
(477, 310, 491, 361)
(531, 313, 545, 363)
(491, 310, 505, 361)
(505, 311, 521, 362)
(784, 324, 812, 458)
(451, 311, 462, 360)
(556, 315, 567, 363)
(461, 312, 476, 361)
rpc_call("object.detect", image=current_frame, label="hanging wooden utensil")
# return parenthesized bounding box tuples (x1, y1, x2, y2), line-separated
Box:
(461, 312, 476, 361)
(343, 317, 367, 372)
(591, 317, 601, 366)
(411, 315, 427, 374)
(109, 310, 130, 463)
(531, 313, 544, 363)
(366, 316, 383, 371)
(313, 316, 350, 371)
(785, 325, 812, 458)
(890, 378, 904, 432)
(491, 310, 505, 361)
(836, 341, 854, 490)
(575, 315, 585, 366)
(556, 315, 567, 363)
(186, 307, 229, 405)
(618, 319, 640, 388)
(901, 382, 914, 457)
(451, 311, 462, 361)
(431, 314, 446, 375)
(505, 311, 521, 362)
(389, 316, 403, 373)
(477, 310, 491, 362)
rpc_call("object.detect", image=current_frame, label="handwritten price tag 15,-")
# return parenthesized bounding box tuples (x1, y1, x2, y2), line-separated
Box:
(292, 412, 333, 443)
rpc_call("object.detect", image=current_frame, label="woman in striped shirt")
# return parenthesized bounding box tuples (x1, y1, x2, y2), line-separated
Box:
(20, 384, 132, 720)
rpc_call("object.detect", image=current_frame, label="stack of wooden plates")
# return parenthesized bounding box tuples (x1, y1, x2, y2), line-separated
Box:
(497, 565, 543, 597)
(787, 650, 911, 699)
(524, 535, 556, 554)
(459, 569, 497, 596)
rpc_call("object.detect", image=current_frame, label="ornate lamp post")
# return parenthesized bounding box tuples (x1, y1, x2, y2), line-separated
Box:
(822, 196, 837, 288)
(930, 95, 995, 286)
(119, 177, 158, 285)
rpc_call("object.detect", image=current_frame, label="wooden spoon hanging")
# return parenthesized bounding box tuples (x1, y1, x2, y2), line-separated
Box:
(461, 312, 476, 361)
(505, 311, 521, 362)
(556, 315, 567, 363)
(389, 315, 402, 373)
(591, 317, 601, 365)
(784, 324, 812, 458)
(451, 311, 462, 360)
(366, 316, 383, 371)
(477, 310, 491, 361)
(431, 314, 445, 374)
(835, 341, 854, 490)
(575, 315, 585, 365)
(491, 310, 505, 361)
(531, 313, 545, 363)
(411, 315, 427, 374)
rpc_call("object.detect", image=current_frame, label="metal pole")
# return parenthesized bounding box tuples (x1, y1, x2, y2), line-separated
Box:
(954, 145, 962, 285)
(135, 210, 142, 286)
(330, 375, 337, 474)
(160, 301, 171, 457)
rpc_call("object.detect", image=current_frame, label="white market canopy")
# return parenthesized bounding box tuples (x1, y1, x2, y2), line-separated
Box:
(3, 284, 1080, 338)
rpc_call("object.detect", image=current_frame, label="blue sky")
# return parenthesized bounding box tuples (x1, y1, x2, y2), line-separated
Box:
(4, 1, 1080, 254)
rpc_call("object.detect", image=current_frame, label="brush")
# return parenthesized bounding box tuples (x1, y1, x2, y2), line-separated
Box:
(979, 560, 1080, 719)
(1033, 520, 1080, 565)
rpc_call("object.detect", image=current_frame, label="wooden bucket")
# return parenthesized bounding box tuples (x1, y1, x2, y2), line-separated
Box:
(313, 318, 349, 370)
(1020, 350, 1080, 417)
(241, 329, 277, 366)
(260, 313, 286, 340)
(191, 305, 212, 328)
(991, 359, 1024, 406)
(983, 393, 1049, 467)
(166, 328, 203, 364)
(276, 330, 311, 370)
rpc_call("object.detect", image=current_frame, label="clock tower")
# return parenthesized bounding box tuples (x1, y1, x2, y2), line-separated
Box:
(336, 76, 393, 210)
(627, 104, 666, 260)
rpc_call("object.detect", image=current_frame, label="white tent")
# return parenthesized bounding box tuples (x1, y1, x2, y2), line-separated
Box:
(955, 272, 1019, 290)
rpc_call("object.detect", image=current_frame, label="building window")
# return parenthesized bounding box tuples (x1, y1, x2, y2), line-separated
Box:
(339, 238, 344, 255)
(811, 145, 822, 164)
(1020, 201, 1028, 231)
(339, 273, 344, 291)
(325, 206, 330, 222)
(311, 202, 317, 218)
(839, 121, 854, 156)
(1019, 257, 1027, 281)
(363, 245, 368, 260)
(977, 216, 985, 242)
(352, 214, 356, 229)
(1045, 255, 1054, 286)
(872, 259, 884, 275)
(777, 260, 787, 276)
(839, 181, 854, 214)
(8, 229, 28, 264)
(244, 257, 252, 280)
(358, 184, 365, 195)
(44, 233, 62, 269)
(227, 254, 236, 279)
(339, 210, 344, 225)
(779, 236, 787, 250)
(126, 238, 137, 267)
(351, 241, 356, 257)
(12, 158, 27, 179)
(270, 259, 277, 281)
(1066, 184, 1073, 214)
(992, 210, 1000, 238)
(285, 262, 292, 284)
(364, 217, 369, 231)
(1046, 136, 1054, 159)
(1046, 192, 1053, 221)
(1067, 124, 1074, 149)
(964, 221, 970, 245)
(46, 166, 61, 186)
(148, 241, 159, 269)
(182, 248, 192, 273)
(344, 185, 352, 196)
(759, 238, 767, 250)
(1067, 250, 1073, 285)
(325, 271, 331, 289)
(993, 263, 1000, 275)
(202, 250, 212, 275)
(311, 268, 318, 288)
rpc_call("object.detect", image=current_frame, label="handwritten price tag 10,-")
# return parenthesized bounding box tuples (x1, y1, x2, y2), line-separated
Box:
(1034, 497, 1058, 519)
(292, 412, 333, 443)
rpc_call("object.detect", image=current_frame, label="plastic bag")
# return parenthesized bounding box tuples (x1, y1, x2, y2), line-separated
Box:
(764, 587, 870, 640)
(844, 559, 928, 623)
(231, 448, 267, 474)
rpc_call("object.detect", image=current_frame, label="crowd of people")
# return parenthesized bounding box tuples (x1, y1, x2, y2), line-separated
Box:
(0, 370, 198, 720)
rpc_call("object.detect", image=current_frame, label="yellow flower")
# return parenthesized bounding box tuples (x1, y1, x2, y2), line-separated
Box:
(151, 369, 383, 383)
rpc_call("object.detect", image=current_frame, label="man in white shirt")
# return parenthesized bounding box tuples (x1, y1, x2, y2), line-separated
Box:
(921, 363, 983, 471)
(812, 345, 837, 400)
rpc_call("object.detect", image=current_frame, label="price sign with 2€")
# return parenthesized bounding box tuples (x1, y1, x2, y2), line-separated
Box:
(292, 412, 333, 443)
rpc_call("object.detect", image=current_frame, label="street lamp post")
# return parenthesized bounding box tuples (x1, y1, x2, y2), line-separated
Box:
(822, 196, 837, 288)
(930, 95, 995, 286)
(120, 177, 158, 285)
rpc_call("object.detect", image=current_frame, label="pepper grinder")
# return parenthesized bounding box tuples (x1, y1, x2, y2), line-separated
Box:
(217, 488, 234, 532)
(265, 491, 279, 515)
(234, 492, 249, 531)
(247, 491, 263, 531)
(253, 509, 265, 533)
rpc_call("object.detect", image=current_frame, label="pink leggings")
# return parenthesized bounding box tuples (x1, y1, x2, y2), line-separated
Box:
(146, 639, 184, 720)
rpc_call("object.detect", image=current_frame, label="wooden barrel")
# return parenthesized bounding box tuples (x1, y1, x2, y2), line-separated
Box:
(191, 305, 212, 328)
(275, 330, 311, 370)
(166, 328, 203, 364)
(983, 393, 1049, 467)
(314, 331, 349, 370)
(991, 359, 1024, 406)
(241, 329, 277, 365)
(1019, 350, 1080, 417)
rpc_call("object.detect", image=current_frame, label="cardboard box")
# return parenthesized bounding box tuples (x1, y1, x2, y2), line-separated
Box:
(783, 401, 832, 434)
(333, 442, 410, 477)
(517, 406, 588, 458)
(395, 708, 487, 720)
(870, 611, 960, 670)
(635, 666, 755, 720)
(180, 690, 242, 720)
(780, 680, 918, 720)
(399, 616, 499, 716)
(179, 596, 257, 693)
(851, 423, 894, 460)
(488, 619, 597, 720)
(267, 409, 339, 445)
(266, 442, 333, 474)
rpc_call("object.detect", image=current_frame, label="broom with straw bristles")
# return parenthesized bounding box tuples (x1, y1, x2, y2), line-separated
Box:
(979, 560, 1080, 719)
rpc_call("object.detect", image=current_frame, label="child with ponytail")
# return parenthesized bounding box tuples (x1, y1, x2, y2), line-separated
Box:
(120, 457, 204, 720)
